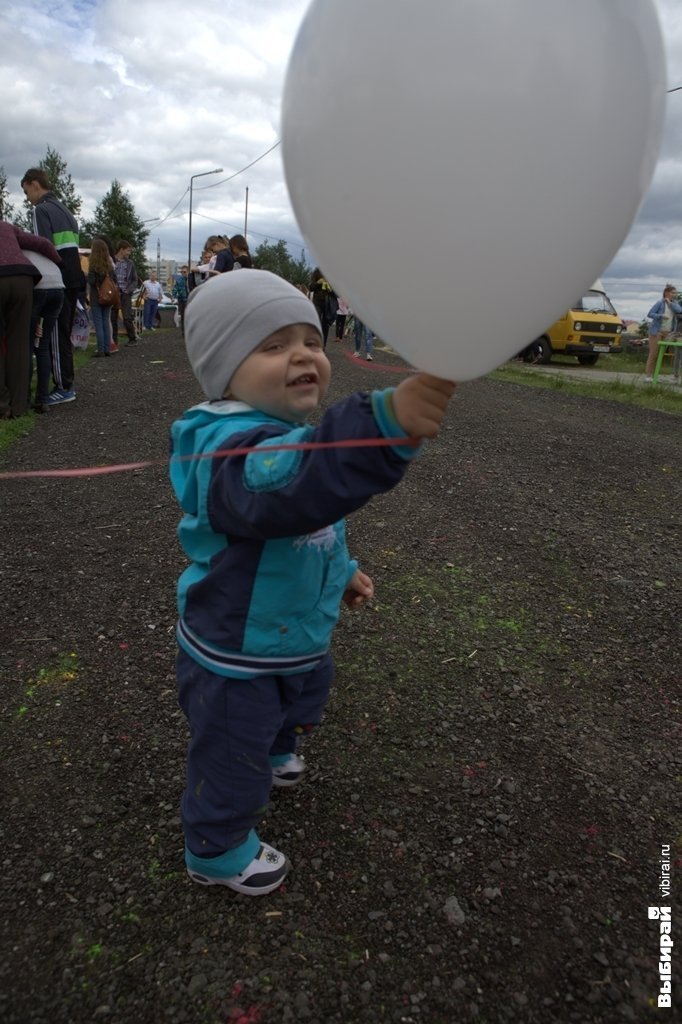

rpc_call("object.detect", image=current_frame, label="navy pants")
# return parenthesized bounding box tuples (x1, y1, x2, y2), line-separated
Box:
(177, 650, 334, 864)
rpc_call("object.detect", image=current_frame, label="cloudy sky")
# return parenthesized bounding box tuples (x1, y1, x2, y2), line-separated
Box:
(0, 0, 680, 323)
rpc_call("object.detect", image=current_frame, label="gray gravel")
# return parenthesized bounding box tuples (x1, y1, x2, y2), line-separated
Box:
(0, 329, 680, 1023)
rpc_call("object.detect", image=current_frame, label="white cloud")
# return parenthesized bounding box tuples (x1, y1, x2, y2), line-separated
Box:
(1, 0, 679, 323)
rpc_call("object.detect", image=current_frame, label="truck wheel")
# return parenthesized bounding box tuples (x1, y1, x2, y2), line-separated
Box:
(535, 337, 552, 364)
(577, 354, 599, 366)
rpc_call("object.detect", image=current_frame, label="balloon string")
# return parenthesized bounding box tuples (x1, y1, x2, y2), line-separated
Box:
(0, 436, 420, 481)
(0, 352, 420, 481)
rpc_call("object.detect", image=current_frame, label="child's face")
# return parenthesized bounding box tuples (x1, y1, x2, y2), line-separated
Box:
(226, 323, 330, 421)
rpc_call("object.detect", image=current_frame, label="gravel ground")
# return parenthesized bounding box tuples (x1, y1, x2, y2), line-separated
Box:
(0, 328, 680, 1023)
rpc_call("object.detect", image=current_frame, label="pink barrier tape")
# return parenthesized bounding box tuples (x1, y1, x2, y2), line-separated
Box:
(341, 348, 417, 374)
(0, 436, 419, 482)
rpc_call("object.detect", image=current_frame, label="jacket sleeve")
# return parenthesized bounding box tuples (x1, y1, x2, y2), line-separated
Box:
(647, 301, 662, 319)
(33, 203, 54, 241)
(206, 391, 420, 539)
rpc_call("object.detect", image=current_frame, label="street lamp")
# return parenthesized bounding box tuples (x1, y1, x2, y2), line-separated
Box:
(188, 168, 223, 274)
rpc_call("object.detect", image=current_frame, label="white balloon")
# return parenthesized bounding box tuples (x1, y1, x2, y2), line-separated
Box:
(282, 0, 666, 380)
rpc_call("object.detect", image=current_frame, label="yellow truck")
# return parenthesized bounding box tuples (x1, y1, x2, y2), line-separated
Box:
(522, 281, 624, 366)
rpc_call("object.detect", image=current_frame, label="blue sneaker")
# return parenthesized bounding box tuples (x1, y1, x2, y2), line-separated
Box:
(46, 389, 76, 405)
(272, 753, 306, 788)
(187, 843, 288, 896)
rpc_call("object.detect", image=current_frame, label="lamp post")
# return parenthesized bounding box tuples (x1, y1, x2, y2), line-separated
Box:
(188, 168, 223, 273)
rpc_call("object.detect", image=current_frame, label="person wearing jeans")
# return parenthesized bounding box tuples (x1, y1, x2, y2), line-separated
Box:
(23, 249, 64, 411)
(644, 284, 682, 382)
(353, 317, 374, 361)
(142, 271, 164, 330)
(87, 239, 115, 357)
(113, 240, 139, 345)
(21, 168, 82, 403)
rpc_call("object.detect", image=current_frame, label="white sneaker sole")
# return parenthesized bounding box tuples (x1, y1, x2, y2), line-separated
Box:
(271, 754, 306, 788)
(187, 865, 288, 895)
(271, 773, 304, 788)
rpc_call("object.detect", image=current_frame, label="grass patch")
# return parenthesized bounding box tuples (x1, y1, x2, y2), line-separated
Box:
(15, 652, 79, 719)
(0, 346, 95, 455)
(493, 363, 681, 415)
(363, 565, 573, 681)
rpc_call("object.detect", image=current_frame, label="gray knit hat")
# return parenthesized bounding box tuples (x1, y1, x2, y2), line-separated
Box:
(184, 270, 322, 400)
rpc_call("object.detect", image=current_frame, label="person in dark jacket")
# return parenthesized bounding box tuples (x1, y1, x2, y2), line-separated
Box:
(170, 269, 455, 896)
(0, 220, 60, 417)
(203, 235, 234, 275)
(113, 240, 140, 346)
(309, 267, 336, 348)
(229, 234, 252, 268)
(21, 167, 83, 404)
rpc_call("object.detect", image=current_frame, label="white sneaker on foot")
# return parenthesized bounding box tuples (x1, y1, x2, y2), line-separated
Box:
(187, 843, 288, 895)
(272, 753, 305, 788)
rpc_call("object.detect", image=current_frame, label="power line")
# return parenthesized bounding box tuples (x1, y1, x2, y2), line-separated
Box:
(192, 209, 306, 252)
(194, 141, 282, 191)
(147, 187, 189, 229)
(141, 140, 282, 230)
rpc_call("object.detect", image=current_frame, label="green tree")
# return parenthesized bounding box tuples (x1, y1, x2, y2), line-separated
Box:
(0, 166, 15, 222)
(80, 179, 149, 279)
(19, 145, 83, 228)
(253, 239, 311, 286)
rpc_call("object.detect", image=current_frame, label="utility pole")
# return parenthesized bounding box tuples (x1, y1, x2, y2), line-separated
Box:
(188, 168, 223, 272)
(244, 186, 249, 237)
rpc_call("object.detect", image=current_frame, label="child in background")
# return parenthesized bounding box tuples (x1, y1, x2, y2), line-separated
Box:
(335, 296, 350, 341)
(170, 270, 455, 895)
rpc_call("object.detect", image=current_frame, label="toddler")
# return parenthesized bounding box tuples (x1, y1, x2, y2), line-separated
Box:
(170, 270, 454, 895)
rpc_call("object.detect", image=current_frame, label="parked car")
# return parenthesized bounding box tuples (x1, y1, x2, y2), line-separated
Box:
(519, 280, 624, 366)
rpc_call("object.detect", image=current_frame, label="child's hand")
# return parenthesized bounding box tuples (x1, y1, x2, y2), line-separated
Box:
(343, 568, 374, 609)
(392, 374, 456, 438)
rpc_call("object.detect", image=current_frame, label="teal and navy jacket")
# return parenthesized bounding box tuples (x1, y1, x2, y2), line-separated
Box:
(169, 388, 419, 678)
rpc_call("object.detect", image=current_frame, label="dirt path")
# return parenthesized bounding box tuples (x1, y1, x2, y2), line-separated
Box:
(1, 329, 680, 1023)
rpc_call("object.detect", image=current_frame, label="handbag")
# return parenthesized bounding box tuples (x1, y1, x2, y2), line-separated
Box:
(70, 301, 90, 350)
(98, 274, 120, 307)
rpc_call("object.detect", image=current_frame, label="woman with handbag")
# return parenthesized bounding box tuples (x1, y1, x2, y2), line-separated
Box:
(87, 238, 119, 357)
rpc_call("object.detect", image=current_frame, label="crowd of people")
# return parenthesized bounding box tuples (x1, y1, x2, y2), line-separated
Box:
(0, 166, 263, 416)
(0, 163, 388, 420)
(308, 267, 374, 358)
